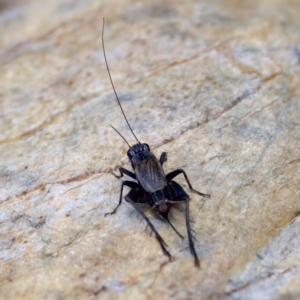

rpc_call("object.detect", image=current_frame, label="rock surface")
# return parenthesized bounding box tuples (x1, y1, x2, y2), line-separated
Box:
(1, 0, 300, 299)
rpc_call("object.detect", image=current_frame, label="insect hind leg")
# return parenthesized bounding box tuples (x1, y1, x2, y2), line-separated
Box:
(168, 180, 190, 202)
(125, 194, 172, 261)
(185, 193, 200, 268)
(168, 180, 200, 267)
(166, 169, 210, 198)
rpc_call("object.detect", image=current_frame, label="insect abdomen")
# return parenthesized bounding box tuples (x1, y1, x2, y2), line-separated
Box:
(145, 187, 172, 207)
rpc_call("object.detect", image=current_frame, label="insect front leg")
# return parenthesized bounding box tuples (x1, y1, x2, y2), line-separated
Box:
(105, 181, 140, 216)
(112, 167, 136, 179)
(125, 195, 172, 261)
(166, 169, 210, 198)
(159, 152, 167, 166)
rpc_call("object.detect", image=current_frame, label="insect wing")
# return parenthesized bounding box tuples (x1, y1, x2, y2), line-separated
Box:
(135, 157, 167, 192)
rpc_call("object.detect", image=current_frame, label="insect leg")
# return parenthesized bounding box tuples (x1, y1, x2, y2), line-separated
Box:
(105, 181, 140, 216)
(112, 167, 136, 179)
(125, 197, 172, 261)
(159, 152, 167, 166)
(185, 195, 200, 268)
(168, 181, 200, 266)
(166, 169, 210, 198)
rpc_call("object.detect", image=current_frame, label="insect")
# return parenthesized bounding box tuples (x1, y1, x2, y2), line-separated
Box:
(102, 18, 210, 267)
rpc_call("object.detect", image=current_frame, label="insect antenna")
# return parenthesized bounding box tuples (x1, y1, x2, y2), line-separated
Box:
(166, 217, 184, 239)
(111, 125, 131, 147)
(102, 17, 141, 144)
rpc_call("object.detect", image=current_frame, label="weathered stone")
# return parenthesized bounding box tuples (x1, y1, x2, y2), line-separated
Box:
(0, 0, 300, 299)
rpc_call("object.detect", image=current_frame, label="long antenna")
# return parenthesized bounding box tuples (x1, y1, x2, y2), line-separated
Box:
(111, 125, 131, 147)
(102, 17, 141, 144)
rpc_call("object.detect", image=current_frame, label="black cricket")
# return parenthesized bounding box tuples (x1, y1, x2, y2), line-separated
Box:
(102, 18, 210, 267)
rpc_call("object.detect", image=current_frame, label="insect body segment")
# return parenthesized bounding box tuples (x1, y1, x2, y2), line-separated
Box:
(129, 144, 167, 193)
(102, 18, 210, 267)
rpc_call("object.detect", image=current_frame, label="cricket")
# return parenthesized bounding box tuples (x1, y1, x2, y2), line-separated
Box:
(102, 18, 210, 267)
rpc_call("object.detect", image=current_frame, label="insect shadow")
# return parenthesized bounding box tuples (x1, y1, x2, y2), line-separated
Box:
(102, 18, 210, 267)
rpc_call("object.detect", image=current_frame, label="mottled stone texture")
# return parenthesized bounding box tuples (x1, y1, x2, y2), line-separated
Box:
(0, 0, 300, 299)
